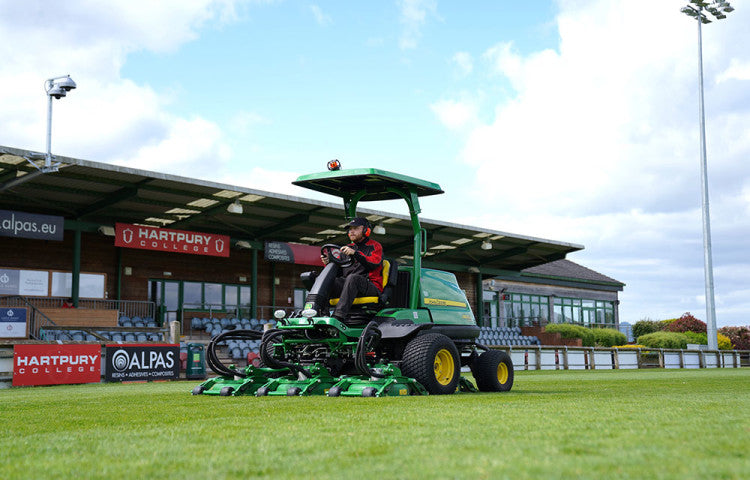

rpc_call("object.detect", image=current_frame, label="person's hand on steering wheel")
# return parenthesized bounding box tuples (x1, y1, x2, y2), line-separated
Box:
(320, 244, 353, 267)
(340, 245, 356, 256)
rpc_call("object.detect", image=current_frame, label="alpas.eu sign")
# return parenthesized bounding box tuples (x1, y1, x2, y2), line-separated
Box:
(0, 209, 64, 241)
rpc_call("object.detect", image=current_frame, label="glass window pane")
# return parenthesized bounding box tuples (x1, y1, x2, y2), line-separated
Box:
(225, 285, 238, 306)
(582, 300, 595, 308)
(183, 282, 202, 307)
(553, 304, 563, 323)
(240, 286, 251, 307)
(164, 282, 179, 310)
(483, 291, 497, 301)
(205, 283, 222, 306)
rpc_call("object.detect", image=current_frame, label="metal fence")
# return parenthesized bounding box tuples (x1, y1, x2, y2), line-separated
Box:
(497, 345, 749, 370)
(0, 296, 156, 339)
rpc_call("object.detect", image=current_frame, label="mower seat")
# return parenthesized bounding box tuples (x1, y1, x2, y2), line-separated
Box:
(329, 259, 397, 310)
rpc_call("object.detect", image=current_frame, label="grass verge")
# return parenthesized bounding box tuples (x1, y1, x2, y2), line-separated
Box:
(2, 369, 749, 479)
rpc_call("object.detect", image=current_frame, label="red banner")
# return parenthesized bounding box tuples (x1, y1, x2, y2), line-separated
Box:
(13, 344, 101, 386)
(264, 241, 324, 266)
(115, 223, 230, 257)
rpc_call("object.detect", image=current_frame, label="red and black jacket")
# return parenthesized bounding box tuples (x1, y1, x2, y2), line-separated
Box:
(342, 237, 384, 292)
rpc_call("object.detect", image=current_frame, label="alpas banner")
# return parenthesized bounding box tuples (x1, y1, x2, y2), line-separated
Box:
(114, 223, 230, 257)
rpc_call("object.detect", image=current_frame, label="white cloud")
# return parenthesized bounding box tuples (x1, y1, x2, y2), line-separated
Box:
(397, 0, 437, 50)
(717, 58, 750, 83)
(451, 52, 473, 76)
(0, 0, 241, 172)
(310, 4, 332, 27)
(430, 99, 477, 132)
(433, 1, 750, 326)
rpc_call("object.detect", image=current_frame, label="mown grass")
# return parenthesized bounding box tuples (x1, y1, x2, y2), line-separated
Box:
(2, 369, 749, 480)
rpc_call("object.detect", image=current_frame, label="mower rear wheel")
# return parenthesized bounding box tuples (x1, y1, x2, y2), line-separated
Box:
(191, 385, 204, 395)
(219, 386, 234, 396)
(471, 349, 514, 392)
(400, 333, 460, 395)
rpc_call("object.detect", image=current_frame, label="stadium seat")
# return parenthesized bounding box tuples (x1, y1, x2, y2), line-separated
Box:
(118, 316, 130, 326)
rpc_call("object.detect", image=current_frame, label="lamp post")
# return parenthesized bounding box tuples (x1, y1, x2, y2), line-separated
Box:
(44, 75, 77, 172)
(680, 1, 733, 350)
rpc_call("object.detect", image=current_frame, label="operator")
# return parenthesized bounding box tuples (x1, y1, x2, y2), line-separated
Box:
(320, 217, 383, 322)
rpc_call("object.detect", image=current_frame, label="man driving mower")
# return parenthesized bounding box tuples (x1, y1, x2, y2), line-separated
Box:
(319, 217, 383, 322)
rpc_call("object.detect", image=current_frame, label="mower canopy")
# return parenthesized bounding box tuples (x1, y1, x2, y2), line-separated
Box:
(293, 168, 444, 201)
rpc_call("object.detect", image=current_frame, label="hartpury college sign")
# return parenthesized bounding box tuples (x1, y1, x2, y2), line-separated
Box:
(115, 223, 230, 257)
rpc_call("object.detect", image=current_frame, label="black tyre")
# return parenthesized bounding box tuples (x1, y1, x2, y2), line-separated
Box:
(286, 386, 301, 396)
(255, 386, 269, 397)
(400, 333, 460, 395)
(191, 385, 205, 395)
(219, 386, 234, 396)
(361, 387, 377, 397)
(471, 349, 514, 392)
(327, 385, 342, 397)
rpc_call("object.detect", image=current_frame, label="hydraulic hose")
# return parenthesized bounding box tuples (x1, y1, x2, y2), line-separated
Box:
(355, 321, 385, 378)
(205, 329, 263, 378)
(260, 329, 312, 378)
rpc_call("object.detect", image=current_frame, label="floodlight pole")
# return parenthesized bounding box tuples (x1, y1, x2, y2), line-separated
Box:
(681, 1, 733, 350)
(694, 8, 719, 351)
(46, 93, 54, 170)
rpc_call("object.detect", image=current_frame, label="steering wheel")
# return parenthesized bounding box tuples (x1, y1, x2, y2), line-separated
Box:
(320, 244, 353, 267)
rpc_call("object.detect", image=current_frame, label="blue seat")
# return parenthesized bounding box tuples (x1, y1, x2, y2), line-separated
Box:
(118, 316, 130, 326)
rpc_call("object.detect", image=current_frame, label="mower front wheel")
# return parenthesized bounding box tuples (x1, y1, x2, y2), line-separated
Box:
(471, 349, 514, 392)
(400, 333, 460, 395)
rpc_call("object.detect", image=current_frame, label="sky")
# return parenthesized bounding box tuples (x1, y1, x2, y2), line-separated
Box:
(1, 0, 749, 327)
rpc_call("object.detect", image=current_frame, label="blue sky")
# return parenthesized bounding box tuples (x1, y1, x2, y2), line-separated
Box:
(1, 1, 749, 327)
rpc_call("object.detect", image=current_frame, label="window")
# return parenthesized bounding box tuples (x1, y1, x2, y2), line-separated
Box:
(553, 297, 615, 328)
(503, 294, 548, 327)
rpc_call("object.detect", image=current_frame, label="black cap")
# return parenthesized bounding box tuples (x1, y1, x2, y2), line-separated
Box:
(346, 217, 369, 229)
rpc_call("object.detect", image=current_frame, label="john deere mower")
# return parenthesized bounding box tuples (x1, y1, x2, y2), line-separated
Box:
(192, 165, 513, 397)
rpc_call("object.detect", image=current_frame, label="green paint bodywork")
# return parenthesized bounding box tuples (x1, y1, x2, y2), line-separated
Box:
(193, 167, 487, 398)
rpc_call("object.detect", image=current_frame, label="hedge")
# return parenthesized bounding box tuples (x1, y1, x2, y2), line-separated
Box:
(637, 331, 688, 349)
(592, 328, 627, 347)
(545, 324, 594, 347)
(718, 326, 750, 350)
(632, 320, 663, 339)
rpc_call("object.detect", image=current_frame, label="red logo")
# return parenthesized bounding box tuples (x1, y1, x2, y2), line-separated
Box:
(114, 223, 230, 257)
(13, 344, 101, 386)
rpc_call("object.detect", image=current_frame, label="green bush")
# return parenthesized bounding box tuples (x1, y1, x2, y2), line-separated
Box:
(632, 319, 663, 339)
(718, 326, 750, 350)
(663, 312, 706, 334)
(545, 323, 594, 346)
(683, 331, 707, 345)
(637, 331, 688, 349)
(592, 328, 627, 347)
(717, 333, 733, 350)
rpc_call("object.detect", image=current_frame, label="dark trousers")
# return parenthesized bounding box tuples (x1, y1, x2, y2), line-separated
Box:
(331, 274, 380, 320)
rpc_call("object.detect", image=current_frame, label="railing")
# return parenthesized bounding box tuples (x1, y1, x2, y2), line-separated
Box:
(0, 295, 57, 340)
(0, 296, 156, 338)
(493, 345, 750, 370)
(179, 305, 298, 336)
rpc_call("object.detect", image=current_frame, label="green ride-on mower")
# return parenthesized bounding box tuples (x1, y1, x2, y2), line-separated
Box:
(192, 165, 513, 397)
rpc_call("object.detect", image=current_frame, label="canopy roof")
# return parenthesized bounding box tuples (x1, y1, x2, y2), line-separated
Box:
(0, 146, 583, 273)
(293, 168, 444, 201)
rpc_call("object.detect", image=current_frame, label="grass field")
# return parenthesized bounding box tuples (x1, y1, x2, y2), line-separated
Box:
(2, 369, 749, 480)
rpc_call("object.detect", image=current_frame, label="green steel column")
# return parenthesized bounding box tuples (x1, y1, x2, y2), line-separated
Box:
(251, 248, 258, 319)
(476, 271, 483, 327)
(72, 229, 81, 307)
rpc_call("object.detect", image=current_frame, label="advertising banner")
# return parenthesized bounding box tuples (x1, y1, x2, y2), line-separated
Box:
(264, 241, 324, 267)
(0, 307, 27, 338)
(13, 344, 101, 386)
(114, 223, 230, 257)
(105, 344, 180, 382)
(0, 209, 64, 241)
